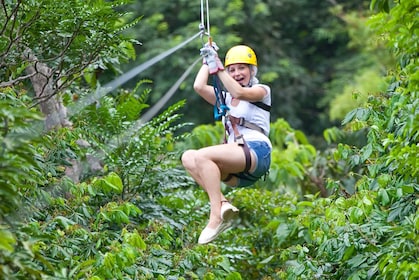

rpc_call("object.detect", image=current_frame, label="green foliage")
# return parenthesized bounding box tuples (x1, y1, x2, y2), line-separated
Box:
(268, 118, 360, 197)
(276, 191, 418, 279)
(93, 172, 124, 195)
(370, 0, 395, 13)
(76, 89, 190, 197)
(0, 0, 139, 95)
(1, 1, 418, 280)
(0, 90, 45, 218)
(268, 119, 317, 192)
(319, 1, 419, 278)
(0, 86, 193, 279)
(325, 8, 393, 125)
(0, 90, 55, 277)
(329, 68, 388, 121)
(180, 121, 225, 149)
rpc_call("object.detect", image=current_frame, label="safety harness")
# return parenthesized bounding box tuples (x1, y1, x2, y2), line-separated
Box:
(212, 77, 271, 173)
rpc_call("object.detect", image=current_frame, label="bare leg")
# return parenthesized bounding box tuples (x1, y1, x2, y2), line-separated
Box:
(182, 143, 253, 229)
(195, 157, 223, 227)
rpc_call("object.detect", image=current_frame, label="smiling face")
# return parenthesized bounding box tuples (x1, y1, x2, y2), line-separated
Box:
(227, 63, 252, 87)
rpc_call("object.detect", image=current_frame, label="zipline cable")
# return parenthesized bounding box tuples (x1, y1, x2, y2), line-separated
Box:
(138, 57, 201, 124)
(105, 56, 202, 149)
(68, 30, 203, 117)
(199, 0, 211, 43)
(205, 0, 210, 38)
(96, 1, 211, 156)
(71, 1, 212, 159)
(69, 0, 212, 119)
(90, 0, 211, 151)
(200, 0, 205, 30)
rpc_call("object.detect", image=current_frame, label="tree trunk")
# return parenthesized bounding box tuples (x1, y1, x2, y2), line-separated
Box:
(24, 50, 72, 130)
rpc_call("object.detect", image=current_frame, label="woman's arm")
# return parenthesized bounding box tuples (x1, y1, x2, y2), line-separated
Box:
(216, 70, 267, 102)
(193, 64, 217, 105)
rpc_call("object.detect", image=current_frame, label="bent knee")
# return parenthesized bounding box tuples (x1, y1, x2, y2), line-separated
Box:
(181, 149, 197, 168)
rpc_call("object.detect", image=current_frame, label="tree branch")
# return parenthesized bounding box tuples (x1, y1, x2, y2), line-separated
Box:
(0, 73, 35, 88)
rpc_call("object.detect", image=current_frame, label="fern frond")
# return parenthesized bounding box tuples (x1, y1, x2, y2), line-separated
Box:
(115, 16, 144, 34)
(133, 79, 153, 103)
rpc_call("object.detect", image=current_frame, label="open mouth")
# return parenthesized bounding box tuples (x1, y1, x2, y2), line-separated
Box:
(236, 77, 245, 85)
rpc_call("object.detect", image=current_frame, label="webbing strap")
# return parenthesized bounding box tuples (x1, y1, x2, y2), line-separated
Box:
(241, 137, 252, 172)
(213, 76, 229, 120)
(229, 117, 251, 172)
(222, 117, 254, 180)
(251, 101, 271, 112)
(229, 115, 266, 135)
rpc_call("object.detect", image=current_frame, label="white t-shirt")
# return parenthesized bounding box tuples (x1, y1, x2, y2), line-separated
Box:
(224, 84, 272, 148)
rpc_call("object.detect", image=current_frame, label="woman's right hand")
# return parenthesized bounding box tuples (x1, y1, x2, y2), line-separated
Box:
(200, 46, 224, 74)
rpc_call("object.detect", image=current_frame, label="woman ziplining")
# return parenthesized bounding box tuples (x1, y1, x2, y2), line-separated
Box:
(75, 0, 272, 246)
(181, 41, 272, 243)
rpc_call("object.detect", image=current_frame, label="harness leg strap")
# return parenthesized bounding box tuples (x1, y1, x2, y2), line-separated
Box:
(222, 140, 252, 183)
(241, 140, 252, 173)
(234, 135, 252, 172)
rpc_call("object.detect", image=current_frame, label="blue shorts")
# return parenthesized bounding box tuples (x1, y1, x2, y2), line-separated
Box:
(233, 141, 271, 187)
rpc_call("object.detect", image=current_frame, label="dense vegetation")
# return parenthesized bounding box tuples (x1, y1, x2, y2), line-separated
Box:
(1, 0, 417, 279)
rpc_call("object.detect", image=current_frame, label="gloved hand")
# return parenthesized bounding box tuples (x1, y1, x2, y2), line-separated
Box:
(200, 44, 224, 74)
(200, 41, 220, 64)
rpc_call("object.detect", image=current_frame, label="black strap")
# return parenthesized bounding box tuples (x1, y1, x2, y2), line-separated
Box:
(241, 138, 252, 173)
(251, 101, 271, 112)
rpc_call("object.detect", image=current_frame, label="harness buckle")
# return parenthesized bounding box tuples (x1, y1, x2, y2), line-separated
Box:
(235, 134, 245, 146)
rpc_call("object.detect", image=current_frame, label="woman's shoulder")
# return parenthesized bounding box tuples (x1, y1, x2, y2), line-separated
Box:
(254, 84, 271, 105)
(254, 84, 271, 94)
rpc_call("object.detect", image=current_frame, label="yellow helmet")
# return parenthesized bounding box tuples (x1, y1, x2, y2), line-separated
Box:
(224, 45, 257, 67)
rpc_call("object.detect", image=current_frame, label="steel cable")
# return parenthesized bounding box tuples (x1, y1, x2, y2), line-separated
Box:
(69, 31, 203, 117)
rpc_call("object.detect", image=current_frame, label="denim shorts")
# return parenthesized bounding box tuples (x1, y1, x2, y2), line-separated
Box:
(234, 141, 271, 187)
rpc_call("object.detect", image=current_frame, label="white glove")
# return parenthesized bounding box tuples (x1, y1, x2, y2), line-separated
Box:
(200, 45, 224, 74)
